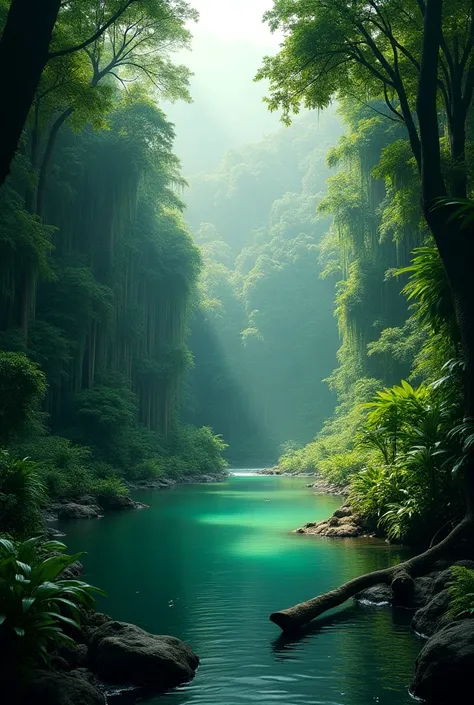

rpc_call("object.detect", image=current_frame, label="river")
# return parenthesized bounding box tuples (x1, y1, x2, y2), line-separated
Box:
(60, 473, 422, 704)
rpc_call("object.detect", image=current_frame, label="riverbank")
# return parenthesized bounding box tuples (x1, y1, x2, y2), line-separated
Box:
(52, 474, 418, 704)
(355, 556, 474, 701)
(295, 503, 374, 538)
(258, 468, 349, 496)
(44, 469, 229, 524)
(7, 597, 200, 705)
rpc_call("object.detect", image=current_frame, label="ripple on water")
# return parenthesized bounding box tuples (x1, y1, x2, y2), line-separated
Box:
(59, 474, 420, 705)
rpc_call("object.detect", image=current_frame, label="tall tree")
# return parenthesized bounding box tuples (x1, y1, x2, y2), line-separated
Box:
(257, 0, 474, 630)
(0, 0, 141, 188)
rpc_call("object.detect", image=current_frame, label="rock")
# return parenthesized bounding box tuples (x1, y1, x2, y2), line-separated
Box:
(60, 560, 84, 580)
(50, 655, 71, 671)
(295, 503, 372, 538)
(58, 503, 100, 520)
(96, 494, 137, 511)
(355, 584, 392, 605)
(309, 479, 350, 496)
(88, 620, 199, 689)
(333, 506, 352, 519)
(58, 644, 89, 669)
(411, 620, 474, 703)
(412, 589, 451, 637)
(82, 611, 111, 640)
(41, 525, 66, 539)
(23, 669, 105, 705)
(76, 495, 97, 506)
(413, 575, 437, 607)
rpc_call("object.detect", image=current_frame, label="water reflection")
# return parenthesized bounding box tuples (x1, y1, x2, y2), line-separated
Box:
(60, 475, 421, 705)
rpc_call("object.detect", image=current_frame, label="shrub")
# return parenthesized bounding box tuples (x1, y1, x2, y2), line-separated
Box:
(0, 352, 46, 442)
(318, 450, 367, 487)
(0, 537, 104, 674)
(129, 458, 165, 481)
(447, 566, 474, 619)
(349, 377, 463, 543)
(0, 452, 45, 535)
(17, 436, 94, 501)
(166, 425, 228, 477)
(91, 477, 129, 507)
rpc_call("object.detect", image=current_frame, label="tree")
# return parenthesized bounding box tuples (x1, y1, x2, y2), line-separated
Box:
(32, 0, 196, 216)
(0, 351, 46, 442)
(0, 0, 145, 188)
(257, 0, 474, 630)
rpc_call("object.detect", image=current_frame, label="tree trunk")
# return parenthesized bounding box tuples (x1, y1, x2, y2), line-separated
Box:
(25, 100, 41, 212)
(0, 0, 61, 188)
(36, 107, 74, 217)
(270, 515, 473, 631)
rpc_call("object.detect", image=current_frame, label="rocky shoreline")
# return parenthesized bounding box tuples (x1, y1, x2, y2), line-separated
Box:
(295, 503, 373, 538)
(10, 603, 200, 704)
(292, 488, 474, 702)
(354, 559, 474, 701)
(125, 469, 229, 491)
(257, 468, 349, 497)
(44, 470, 229, 527)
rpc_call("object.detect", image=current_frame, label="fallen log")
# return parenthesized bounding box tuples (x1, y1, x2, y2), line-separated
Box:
(270, 515, 474, 632)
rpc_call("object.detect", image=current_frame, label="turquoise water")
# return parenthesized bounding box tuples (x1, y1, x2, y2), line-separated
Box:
(60, 474, 422, 704)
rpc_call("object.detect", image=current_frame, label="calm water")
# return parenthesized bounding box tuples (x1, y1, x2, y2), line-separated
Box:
(60, 473, 422, 704)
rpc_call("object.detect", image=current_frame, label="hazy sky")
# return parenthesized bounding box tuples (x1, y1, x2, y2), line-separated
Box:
(164, 1, 284, 174)
(188, 0, 281, 46)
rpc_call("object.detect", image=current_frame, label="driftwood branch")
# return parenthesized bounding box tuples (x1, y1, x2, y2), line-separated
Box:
(270, 515, 473, 632)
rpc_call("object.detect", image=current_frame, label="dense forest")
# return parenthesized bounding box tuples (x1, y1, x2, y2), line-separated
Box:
(183, 110, 342, 463)
(0, 0, 228, 513)
(2, 1, 474, 703)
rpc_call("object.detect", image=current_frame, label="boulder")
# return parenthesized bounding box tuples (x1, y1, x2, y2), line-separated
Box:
(295, 504, 372, 537)
(411, 620, 474, 703)
(333, 505, 352, 519)
(413, 575, 437, 608)
(412, 589, 451, 637)
(41, 526, 66, 539)
(58, 644, 89, 669)
(355, 584, 392, 605)
(75, 495, 97, 506)
(22, 669, 105, 705)
(58, 503, 100, 520)
(88, 620, 199, 689)
(96, 494, 136, 511)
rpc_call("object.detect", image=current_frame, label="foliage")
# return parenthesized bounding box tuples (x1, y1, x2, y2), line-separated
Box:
(0, 63, 228, 489)
(185, 112, 342, 462)
(164, 425, 228, 477)
(350, 375, 463, 543)
(0, 537, 104, 673)
(447, 566, 474, 619)
(0, 452, 45, 535)
(0, 353, 46, 442)
(13, 435, 129, 503)
(399, 247, 455, 337)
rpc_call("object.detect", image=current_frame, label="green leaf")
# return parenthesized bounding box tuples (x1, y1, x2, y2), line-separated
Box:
(22, 597, 36, 612)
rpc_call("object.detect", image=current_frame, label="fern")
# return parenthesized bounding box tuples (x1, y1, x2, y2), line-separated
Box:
(447, 566, 474, 619)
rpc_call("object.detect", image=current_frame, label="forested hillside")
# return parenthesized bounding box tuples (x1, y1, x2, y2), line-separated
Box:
(183, 111, 343, 463)
(0, 0, 227, 509)
(275, 99, 464, 542)
(3, 2, 474, 703)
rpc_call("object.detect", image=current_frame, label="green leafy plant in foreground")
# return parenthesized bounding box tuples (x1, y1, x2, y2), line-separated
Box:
(447, 566, 474, 619)
(0, 536, 104, 673)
